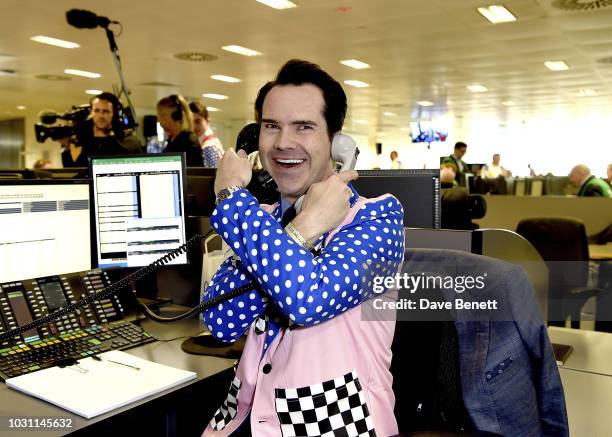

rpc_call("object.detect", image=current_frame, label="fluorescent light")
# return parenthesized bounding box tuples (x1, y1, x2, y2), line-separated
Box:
(16, 105, 26, 110)
(222, 45, 262, 57)
(353, 119, 369, 125)
(344, 80, 369, 88)
(544, 61, 569, 71)
(64, 69, 101, 78)
(202, 93, 229, 100)
(30, 35, 80, 49)
(383, 111, 396, 117)
(477, 5, 516, 23)
(578, 89, 597, 97)
(85, 89, 103, 95)
(255, 0, 297, 9)
(340, 59, 371, 70)
(467, 84, 488, 93)
(501, 100, 514, 106)
(207, 107, 220, 112)
(417, 100, 434, 107)
(211, 74, 241, 83)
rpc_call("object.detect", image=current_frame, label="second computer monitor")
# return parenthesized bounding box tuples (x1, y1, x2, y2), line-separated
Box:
(89, 154, 188, 269)
(352, 169, 440, 228)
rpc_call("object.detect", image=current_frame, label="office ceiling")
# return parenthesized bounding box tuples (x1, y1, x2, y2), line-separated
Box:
(1, 0, 612, 138)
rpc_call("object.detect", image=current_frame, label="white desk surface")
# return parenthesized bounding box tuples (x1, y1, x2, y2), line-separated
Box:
(548, 326, 612, 376)
(558, 367, 612, 437)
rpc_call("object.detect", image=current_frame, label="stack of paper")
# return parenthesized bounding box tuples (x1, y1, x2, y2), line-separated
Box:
(6, 350, 197, 418)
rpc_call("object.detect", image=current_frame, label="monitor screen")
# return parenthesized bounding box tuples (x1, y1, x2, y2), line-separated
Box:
(89, 154, 188, 268)
(0, 180, 91, 283)
(410, 121, 448, 143)
(352, 169, 440, 228)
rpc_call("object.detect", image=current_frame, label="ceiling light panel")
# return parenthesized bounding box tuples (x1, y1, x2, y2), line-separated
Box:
(30, 35, 80, 49)
(544, 61, 569, 71)
(340, 59, 370, 70)
(344, 80, 369, 88)
(64, 69, 101, 78)
(255, 0, 297, 10)
(417, 100, 434, 106)
(467, 84, 488, 93)
(222, 45, 262, 56)
(211, 74, 241, 83)
(202, 93, 229, 100)
(477, 5, 517, 24)
(85, 89, 103, 95)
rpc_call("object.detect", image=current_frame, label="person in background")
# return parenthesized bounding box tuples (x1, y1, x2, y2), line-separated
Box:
(33, 158, 52, 169)
(569, 164, 612, 197)
(156, 95, 202, 166)
(606, 163, 612, 187)
(442, 142, 468, 184)
(390, 150, 403, 169)
(483, 153, 510, 178)
(189, 100, 224, 168)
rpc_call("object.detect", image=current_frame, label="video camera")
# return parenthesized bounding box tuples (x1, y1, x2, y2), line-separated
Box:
(34, 105, 92, 143)
(34, 100, 137, 144)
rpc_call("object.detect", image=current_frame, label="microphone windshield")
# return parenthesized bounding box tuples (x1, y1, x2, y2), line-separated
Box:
(66, 9, 110, 29)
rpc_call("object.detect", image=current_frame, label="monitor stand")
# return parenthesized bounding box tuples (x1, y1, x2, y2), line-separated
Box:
(181, 333, 246, 358)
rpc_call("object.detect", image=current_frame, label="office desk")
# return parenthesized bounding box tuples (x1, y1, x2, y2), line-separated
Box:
(547, 327, 612, 435)
(558, 367, 612, 436)
(589, 243, 612, 260)
(548, 327, 612, 376)
(0, 312, 235, 437)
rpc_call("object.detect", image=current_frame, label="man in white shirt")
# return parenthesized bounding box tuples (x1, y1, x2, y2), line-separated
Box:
(189, 100, 224, 168)
(483, 154, 509, 178)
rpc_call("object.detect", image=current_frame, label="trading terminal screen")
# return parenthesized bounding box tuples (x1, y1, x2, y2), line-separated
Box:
(352, 169, 441, 229)
(89, 154, 188, 268)
(0, 180, 91, 283)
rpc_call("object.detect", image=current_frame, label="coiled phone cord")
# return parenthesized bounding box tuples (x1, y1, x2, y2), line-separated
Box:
(0, 230, 257, 342)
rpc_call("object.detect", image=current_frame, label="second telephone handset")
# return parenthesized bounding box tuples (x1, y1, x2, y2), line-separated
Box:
(293, 132, 359, 213)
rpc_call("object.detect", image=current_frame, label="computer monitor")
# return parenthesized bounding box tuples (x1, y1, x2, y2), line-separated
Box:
(187, 175, 216, 216)
(352, 169, 440, 228)
(0, 179, 91, 283)
(89, 154, 188, 269)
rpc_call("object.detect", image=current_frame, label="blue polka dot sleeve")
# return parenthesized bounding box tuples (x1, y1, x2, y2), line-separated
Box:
(202, 188, 404, 342)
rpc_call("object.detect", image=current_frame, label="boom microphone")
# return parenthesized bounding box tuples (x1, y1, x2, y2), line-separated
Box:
(66, 9, 114, 29)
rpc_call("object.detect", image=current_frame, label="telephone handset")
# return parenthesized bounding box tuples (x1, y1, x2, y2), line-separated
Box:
(235, 123, 360, 213)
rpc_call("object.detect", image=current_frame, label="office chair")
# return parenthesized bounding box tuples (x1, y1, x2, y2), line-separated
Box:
(516, 217, 605, 329)
(440, 187, 486, 231)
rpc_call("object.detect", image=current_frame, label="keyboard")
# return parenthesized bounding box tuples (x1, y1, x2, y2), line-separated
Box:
(0, 321, 155, 381)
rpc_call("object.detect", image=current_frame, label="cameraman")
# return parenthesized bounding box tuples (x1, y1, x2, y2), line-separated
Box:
(63, 92, 141, 167)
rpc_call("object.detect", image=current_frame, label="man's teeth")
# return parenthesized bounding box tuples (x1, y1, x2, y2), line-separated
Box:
(276, 159, 304, 164)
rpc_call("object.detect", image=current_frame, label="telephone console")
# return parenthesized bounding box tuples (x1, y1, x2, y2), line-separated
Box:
(0, 269, 153, 380)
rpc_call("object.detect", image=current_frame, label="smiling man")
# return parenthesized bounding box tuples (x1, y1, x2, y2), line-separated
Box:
(201, 59, 405, 436)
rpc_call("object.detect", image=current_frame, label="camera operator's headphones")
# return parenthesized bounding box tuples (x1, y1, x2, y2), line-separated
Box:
(170, 95, 183, 121)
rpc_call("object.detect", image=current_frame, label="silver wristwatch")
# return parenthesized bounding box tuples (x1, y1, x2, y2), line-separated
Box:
(215, 186, 243, 205)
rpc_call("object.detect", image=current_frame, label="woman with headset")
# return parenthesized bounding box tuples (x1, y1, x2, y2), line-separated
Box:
(156, 94, 203, 166)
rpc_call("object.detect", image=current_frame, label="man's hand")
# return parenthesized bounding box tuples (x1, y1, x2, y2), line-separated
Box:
(214, 149, 252, 195)
(291, 170, 358, 243)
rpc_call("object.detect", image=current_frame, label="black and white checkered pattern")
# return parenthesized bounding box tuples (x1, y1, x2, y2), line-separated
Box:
(275, 371, 377, 437)
(209, 376, 241, 431)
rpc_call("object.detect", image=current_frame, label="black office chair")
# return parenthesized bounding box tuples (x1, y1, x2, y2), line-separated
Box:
(516, 217, 605, 328)
(440, 185, 486, 231)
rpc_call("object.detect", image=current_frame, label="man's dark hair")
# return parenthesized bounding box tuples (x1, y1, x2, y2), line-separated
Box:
(254, 59, 347, 138)
(454, 141, 467, 150)
(90, 92, 125, 139)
